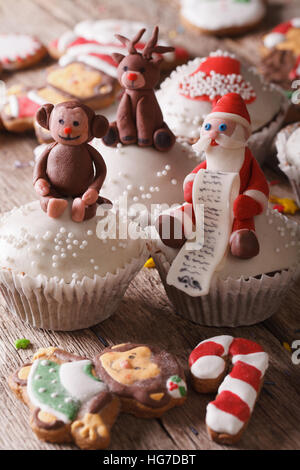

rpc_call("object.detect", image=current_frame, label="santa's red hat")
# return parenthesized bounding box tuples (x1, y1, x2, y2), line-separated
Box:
(207, 92, 252, 131)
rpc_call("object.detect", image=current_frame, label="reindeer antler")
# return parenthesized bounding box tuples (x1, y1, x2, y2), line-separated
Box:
(142, 26, 174, 60)
(115, 28, 146, 54)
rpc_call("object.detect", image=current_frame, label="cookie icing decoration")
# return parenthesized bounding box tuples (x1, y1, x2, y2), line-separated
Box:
(189, 336, 269, 444)
(49, 19, 188, 70)
(263, 18, 300, 81)
(102, 26, 176, 152)
(180, 0, 266, 36)
(0, 34, 46, 70)
(9, 347, 120, 450)
(95, 343, 187, 418)
(179, 52, 256, 105)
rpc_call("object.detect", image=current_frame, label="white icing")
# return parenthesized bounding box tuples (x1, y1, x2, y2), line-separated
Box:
(180, 0, 266, 31)
(59, 54, 118, 78)
(93, 140, 201, 213)
(166, 376, 187, 399)
(218, 376, 257, 411)
(8, 95, 19, 118)
(0, 34, 40, 62)
(167, 171, 240, 296)
(156, 55, 283, 137)
(65, 43, 127, 58)
(74, 19, 175, 62)
(200, 335, 234, 355)
(286, 128, 300, 168)
(206, 403, 244, 435)
(59, 360, 107, 401)
(57, 31, 78, 52)
(0, 200, 146, 282)
(191, 355, 226, 379)
(291, 18, 300, 28)
(232, 352, 269, 375)
(27, 361, 70, 424)
(27, 90, 47, 106)
(263, 32, 286, 49)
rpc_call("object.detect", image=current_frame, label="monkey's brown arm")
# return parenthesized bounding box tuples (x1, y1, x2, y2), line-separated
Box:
(87, 144, 107, 192)
(32, 143, 56, 185)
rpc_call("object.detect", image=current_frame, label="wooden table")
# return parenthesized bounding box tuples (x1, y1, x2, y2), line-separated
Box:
(0, 0, 299, 451)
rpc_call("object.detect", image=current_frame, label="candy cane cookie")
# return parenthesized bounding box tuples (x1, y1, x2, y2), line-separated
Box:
(189, 335, 269, 444)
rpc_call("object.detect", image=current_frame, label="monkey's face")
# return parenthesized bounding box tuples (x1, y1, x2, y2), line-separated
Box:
(49, 106, 89, 146)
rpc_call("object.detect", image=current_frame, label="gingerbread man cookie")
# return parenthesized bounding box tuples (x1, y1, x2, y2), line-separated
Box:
(0, 33, 47, 71)
(189, 336, 269, 445)
(179, 0, 266, 37)
(8, 347, 120, 450)
(94, 343, 187, 418)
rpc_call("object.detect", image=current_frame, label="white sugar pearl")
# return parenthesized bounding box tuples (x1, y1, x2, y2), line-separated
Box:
(87, 230, 93, 236)
(90, 259, 95, 264)
(73, 240, 79, 245)
(60, 227, 66, 233)
(68, 232, 74, 238)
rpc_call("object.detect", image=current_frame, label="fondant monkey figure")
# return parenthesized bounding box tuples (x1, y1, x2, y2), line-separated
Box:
(103, 26, 176, 152)
(33, 101, 110, 222)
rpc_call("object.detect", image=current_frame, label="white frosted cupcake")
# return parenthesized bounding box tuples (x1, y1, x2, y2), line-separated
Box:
(0, 201, 148, 331)
(275, 122, 300, 206)
(153, 209, 300, 326)
(157, 51, 289, 164)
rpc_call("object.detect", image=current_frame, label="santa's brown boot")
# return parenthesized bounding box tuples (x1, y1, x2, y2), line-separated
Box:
(156, 214, 186, 249)
(230, 229, 259, 259)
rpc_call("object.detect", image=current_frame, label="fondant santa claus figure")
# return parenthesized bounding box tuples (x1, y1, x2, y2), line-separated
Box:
(158, 92, 269, 259)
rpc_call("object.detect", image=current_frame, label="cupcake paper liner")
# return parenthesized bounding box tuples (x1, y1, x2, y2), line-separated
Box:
(0, 243, 148, 331)
(247, 91, 290, 166)
(152, 244, 300, 327)
(275, 123, 300, 206)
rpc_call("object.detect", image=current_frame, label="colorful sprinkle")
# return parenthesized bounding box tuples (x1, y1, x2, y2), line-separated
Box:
(144, 257, 156, 269)
(14, 338, 31, 350)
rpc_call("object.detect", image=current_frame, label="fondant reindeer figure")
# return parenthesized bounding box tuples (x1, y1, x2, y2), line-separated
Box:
(103, 26, 176, 152)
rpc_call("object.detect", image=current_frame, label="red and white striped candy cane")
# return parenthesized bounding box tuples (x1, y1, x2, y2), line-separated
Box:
(189, 335, 269, 444)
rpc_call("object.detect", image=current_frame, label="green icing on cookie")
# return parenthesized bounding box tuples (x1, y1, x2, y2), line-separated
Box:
(30, 360, 80, 422)
(83, 362, 101, 382)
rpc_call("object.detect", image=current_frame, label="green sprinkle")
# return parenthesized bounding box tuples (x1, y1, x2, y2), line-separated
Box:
(15, 338, 31, 350)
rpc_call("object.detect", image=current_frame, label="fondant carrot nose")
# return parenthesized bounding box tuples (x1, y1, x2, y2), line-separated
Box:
(64, 127, 72, 134)
(128, 72, 138, 81)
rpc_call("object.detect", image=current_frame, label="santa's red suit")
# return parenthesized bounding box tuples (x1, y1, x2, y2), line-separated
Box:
(183, 146, 269, 236)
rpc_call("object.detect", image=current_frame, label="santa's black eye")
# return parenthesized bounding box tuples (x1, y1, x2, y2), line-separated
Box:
(59, 119, 64, 125)
(123, 66, 128, 71)
(140, 67, 145, 73)
(73, 121, 80, 127)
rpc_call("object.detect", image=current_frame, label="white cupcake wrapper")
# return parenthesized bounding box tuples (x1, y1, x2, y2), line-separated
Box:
(0, 244, 148, 331)
(153, 248, 300, 327)
(275, 123, 300, 206)
(247, 91, 290, 166)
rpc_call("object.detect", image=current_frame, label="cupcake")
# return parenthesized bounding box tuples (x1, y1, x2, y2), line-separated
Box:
(275, 122, 300, 206)
(0, 101, 148, 331)
(156, 51, 289, 164)
(152, 93, 300, 326)
(93, 26, 201, 222)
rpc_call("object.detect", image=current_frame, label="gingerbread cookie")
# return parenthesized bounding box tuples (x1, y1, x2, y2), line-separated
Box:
(0, 33, 47, 71)
(261, 18, 300, 89)
(94, 343, 187, 418)
(179, 0, 266, 36)
(48, 19, 188, 72)
(1, 86, 70, 133)
(8, 347, 120, 449)
(189, 336, 269, 444)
